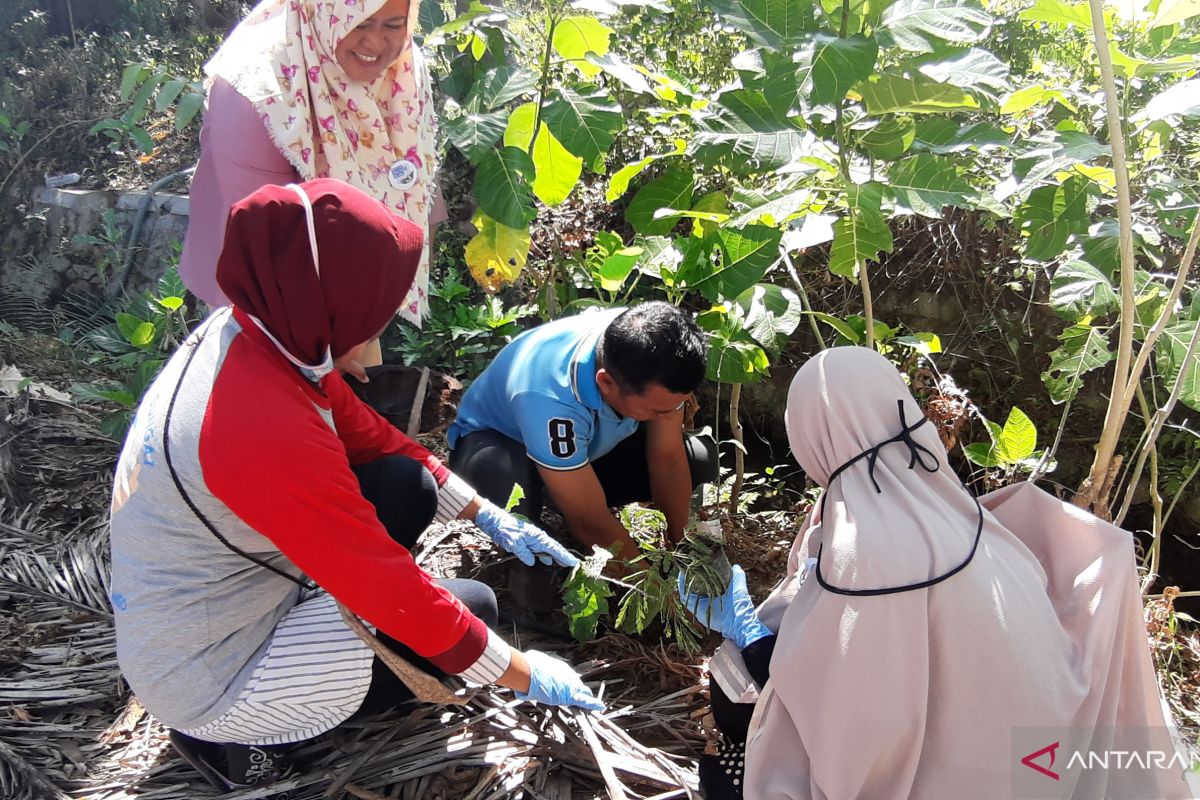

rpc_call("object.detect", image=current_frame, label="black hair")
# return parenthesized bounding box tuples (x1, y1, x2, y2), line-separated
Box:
(597, 302, 707, 395)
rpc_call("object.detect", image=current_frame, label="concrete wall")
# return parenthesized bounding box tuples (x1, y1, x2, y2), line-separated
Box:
(1, 186, 190, 315)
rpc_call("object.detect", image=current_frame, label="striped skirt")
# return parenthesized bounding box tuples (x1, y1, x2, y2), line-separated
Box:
(179, 591, 374, 746)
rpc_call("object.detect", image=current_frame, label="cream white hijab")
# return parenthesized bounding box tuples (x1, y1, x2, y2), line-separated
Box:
(741, 347, 1190, 800)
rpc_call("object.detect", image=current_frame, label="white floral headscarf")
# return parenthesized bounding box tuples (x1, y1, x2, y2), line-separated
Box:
(206, 0, 437, 324)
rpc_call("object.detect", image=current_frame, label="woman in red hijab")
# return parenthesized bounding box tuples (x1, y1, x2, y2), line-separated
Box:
(108, 179, 600, 791)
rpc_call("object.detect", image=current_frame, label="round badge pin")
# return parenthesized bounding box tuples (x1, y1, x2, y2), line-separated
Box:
(388, 158, 418, 190)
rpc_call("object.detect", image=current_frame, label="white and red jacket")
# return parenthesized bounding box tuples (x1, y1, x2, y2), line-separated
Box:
(109, 308, 504, 730)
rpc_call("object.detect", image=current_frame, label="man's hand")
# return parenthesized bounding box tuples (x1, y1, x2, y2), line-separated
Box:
(473, 500, 578, 568)
(538, 465, 638, 560)
(645, 412, 691, 544)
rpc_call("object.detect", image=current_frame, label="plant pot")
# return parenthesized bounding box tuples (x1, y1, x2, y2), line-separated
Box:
(345, 365, 462, 435)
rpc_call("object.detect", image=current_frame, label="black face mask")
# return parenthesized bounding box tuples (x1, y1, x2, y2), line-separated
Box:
(812, 399, 984, 597)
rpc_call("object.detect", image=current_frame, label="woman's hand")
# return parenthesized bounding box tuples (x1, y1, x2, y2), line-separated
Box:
(678, 564, 773, 649)
(498, 648, 603, 711)
(473, 500, 579, 568)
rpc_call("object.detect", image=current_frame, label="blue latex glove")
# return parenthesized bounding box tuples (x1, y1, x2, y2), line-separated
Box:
(474, 500, 579, 568)
(517, 650, 605, 711)
(678, 564, 772, 649)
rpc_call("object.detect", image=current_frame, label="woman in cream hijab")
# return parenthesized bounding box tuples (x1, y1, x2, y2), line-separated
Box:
(181, 0, 439, 340)
(681, 346, 1192, 799)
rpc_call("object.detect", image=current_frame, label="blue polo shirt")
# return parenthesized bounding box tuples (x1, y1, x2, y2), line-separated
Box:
(447, 309, 639, 470)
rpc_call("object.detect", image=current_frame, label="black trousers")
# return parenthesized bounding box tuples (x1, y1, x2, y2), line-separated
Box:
(448, 426, 719, 521)
(349, 456, 499, 716)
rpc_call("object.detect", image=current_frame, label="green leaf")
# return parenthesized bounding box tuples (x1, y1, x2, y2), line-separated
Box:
(541, 87, 622, 164)
(156, 295, 184, 311)
(996, 407, 1037, 462)
(822, 0, 876, 37)
(1134, 271, 1170, 337)
(706, 331, 771, 383)
(857, 72, 980, 114)
(588, 53, 654, 95)
(888, 155, 976, 218)
(607, 145, 683, 203)
(599, 250, 642, 292)
(733, 283, 804, 353)
(1157, 320, 1200, 411)
(917, 48, 1010, 103)
(116, 312, 148, 344)
(1000, 84, 1077, 115)
(1079, 218, 1133, 277)
(913, 120, 1010, 154)
(119, 63, 147, 102)
(690, 96, 808, 173)
(155, 79, 185, 112)
(129, 128, 155, 155)
(1049, 260, 1118, 320)
(1145, 79, 1200, 121)
(473, 146, 537, 229)
(964, 442, 1001, 467)
(829, 214, 893, 278)
(1149, 179, 1200, 238)
(626, 169, 693, 235)
(1018, 0, 1092, 27)
(174, 92, 204, 131)
(71, 382, 137, 407)
(591, 231, 644, 292)
(857, 116, 916, 160)
(877, 0, 991, 53)
(805, 311, 863, 343)
(504, 482, 525, 513)
(730, 184, 814, 227)
(736, 49, 806, 115)
(1014, 179, 1091, 261)
(445, 108, 509, 164)
(1149, 0, 1200, 28)
(551, 15, 613, 78)
(130, 358, 164, 399)
(1013, 130, 1110, 195)
(1041, 321, 1114, 404)
(561, 565, 613, 642)
(845, 179, 886, 229)
(418, 0, 447, 33)
(468, 66, 538, 110)
(502, 103, 582, 207)
(708, 0, 817, 48)
(695, 225, 783, 302)
(798, 34, 878, 106)
(688, 191, 731, 237)
(896, 332, 942, 354)
(126, 69, 163, 125)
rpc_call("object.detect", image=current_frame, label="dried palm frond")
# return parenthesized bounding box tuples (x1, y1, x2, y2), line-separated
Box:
(0, 737, 71, 800)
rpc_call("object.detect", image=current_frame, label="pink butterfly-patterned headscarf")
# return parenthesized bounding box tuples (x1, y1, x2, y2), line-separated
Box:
(206, 0, 437, 324)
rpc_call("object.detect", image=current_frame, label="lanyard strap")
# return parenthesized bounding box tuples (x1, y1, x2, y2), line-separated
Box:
(813, 399, 983, 597)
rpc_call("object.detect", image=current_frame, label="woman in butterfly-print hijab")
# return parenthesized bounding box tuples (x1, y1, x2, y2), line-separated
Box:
(180, 0, 441, 353)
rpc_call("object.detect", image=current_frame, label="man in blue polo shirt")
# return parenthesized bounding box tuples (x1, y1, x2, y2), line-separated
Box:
(448, 302, 717, 560)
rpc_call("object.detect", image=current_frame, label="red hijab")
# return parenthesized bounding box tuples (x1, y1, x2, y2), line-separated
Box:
(216, 179, 422, 372)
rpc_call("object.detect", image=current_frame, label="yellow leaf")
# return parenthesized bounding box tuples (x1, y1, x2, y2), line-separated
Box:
(504, 103, 582, 207)
(465, 212, 531, 292)
(1062, 164, 1116, 193)
(551, 16, 611, 78)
